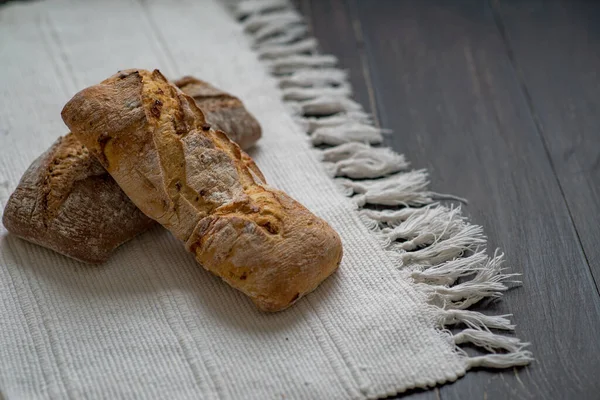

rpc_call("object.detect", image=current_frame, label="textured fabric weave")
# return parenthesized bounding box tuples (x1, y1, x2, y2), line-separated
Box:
(0, 0, 514, 398)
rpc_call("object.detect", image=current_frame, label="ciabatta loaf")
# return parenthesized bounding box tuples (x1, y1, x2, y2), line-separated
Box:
(62, 69, 342, 311)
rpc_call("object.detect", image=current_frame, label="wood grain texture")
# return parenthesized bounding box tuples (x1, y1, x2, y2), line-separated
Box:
(302, 0, 600, 398)
(493, 0, 600, 293)
(295, 0, 377, 120)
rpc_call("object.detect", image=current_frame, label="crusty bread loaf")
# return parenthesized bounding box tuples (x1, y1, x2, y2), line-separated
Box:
(2, 133, 155, 263)
(174, 76, 261, 150)
(62, 69, 342, 311)
(2, 77, 263, 263)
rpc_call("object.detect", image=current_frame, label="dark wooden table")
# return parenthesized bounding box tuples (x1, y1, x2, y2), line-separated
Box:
(294, 0, 600, 399)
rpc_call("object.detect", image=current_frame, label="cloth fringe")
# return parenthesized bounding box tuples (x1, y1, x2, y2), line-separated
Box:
(321, 142, 409, 179)
(279, 68, 349, 88)
(235, 0, 533, 385)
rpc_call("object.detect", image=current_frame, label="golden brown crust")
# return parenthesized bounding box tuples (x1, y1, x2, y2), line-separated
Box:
(1, 134, 154, 263)
(2, 76, 263, 263)
(174, 76, 262, 150)
(62, 69, 342, 311)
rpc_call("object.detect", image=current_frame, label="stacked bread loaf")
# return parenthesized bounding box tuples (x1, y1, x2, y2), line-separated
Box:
(3, 69, 342, 312)
(3, 76, 262, 264)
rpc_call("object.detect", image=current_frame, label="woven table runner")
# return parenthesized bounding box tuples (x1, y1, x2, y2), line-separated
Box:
(0, 0, 531, 398)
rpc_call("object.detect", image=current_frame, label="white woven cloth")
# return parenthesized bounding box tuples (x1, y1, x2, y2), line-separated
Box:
(0, 0, 531, 399)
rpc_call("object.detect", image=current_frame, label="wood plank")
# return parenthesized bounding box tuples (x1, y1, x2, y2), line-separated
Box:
(493, 0, 600, 295)
(298, 0, 376, 119)
(347, 0, 600, 399)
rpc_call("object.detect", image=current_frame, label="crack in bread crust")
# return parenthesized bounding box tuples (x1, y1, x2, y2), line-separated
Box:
(174, 76, 262, 149)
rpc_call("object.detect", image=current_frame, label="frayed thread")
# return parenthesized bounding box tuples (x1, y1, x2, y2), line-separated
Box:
(380, 205, 467, 250)
(282, 84, 352, 101)
(411, 250, 489, 285)
(338, 170, 433, 207)
(322, 142, 408, 179)
(415, 251, 520, 309)
(242, 9, 301, 33)
(311, 121, 385, 146)
(248, 15, 303, 42)
(399, 225, 486, 266)
(359, 207, 426, 227)
(255, 24, 308, 47)
(234, 0, 289, 19)
(258, 38, 318, 59)
(301, 111, 372, 133)
(454, 329, 529, 353)
(466, 352, 534, 369)
(268, 54, 338, 74)
(296, 95, 364, 116)
(279, 69, 349, 88)
(455, 329, 533, 369)
(438, 309, 515, 331)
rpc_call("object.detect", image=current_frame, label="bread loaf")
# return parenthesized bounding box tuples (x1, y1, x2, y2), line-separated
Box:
(2, 77, 262, 263)
(2, 133, 155, 263)
(174, 76, 261, 150)
(62, 69, 342, 311)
